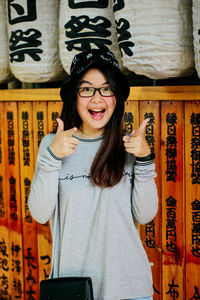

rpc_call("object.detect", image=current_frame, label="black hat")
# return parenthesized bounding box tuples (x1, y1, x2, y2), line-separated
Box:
(60, 48, 130, 102)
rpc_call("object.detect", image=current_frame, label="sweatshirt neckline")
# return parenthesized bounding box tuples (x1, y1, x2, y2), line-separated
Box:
(73, 135, 104, 143)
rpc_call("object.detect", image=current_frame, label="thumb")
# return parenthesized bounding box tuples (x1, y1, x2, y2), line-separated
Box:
(56, 118, 64, 132)
(65, 127, 78, 137)
(138, 118, 150, 134)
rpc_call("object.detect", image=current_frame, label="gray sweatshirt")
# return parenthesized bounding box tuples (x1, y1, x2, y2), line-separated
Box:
(28, 133, 158, 300)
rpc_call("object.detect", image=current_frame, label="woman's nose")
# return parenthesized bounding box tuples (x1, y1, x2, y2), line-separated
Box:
(91, 90, 103, 102)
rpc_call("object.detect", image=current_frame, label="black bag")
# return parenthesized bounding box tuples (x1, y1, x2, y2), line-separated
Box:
(40, 277, 94, 300)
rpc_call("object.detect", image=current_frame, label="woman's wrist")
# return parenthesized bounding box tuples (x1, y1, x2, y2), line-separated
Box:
(136, 153, 155, 162)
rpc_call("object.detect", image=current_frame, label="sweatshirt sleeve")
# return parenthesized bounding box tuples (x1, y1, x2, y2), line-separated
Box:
(28, 133, 62, 224)
(131, 159, 158, 225)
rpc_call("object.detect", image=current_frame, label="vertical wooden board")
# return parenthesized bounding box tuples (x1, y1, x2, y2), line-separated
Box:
(33, 102, 52, 283)
(3, 102, 25, 299)
(161, 101, 185, 300)
(47, 102, 63, 133)
(33, 101, 48, 160)
(185, 100, 200, 299)
(18, 102, 39, 300)
(0, 103, 10, 298)
(123, 100, 139, 134)
(139, 101, 162, 299)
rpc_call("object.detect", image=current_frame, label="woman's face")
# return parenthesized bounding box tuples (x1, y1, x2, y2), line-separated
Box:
(76, 68, 117, 137)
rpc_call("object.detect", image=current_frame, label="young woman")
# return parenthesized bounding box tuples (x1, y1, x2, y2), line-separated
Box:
(28, 48, 158, 300)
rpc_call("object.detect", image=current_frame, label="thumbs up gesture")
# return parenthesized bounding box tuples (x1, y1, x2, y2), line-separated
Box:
(123, 119, 151, 157)
(50, 118, 80, 159)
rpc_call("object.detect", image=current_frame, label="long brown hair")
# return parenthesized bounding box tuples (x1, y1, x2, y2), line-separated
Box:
(59, 66, 127, 188)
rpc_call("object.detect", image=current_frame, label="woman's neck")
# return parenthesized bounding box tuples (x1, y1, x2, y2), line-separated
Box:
(77, 126, 104, 138)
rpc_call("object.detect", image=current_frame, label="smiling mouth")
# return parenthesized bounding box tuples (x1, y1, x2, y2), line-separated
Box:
(89, 109, 106, 118)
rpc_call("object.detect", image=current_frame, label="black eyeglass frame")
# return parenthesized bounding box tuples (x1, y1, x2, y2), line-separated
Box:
(77, 87, 114, 98)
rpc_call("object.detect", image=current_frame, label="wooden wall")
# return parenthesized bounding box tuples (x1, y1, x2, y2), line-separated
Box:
(0, 86, 199, 299)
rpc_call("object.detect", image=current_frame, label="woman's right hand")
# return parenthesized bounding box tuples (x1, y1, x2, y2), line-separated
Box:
(50, 118, 80, 158)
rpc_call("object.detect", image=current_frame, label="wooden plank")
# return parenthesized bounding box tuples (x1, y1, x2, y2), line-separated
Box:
(0, 103, 10, 298)
(123, 100, 139, 134)
(18, 102, 39, 300)
(161, 101, 185, 299)
(185, 100, 200, 299)
(3, 102, 25, 299)
(0, 86, 200, 101)
(128, 86, 200, 101)
(32, 102, 52, 283)
(0, 89, 61, 102)
(139, 101, 162, 300)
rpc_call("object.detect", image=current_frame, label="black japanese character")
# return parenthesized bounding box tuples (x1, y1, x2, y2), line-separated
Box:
(9, 29, 43, 62)
(65, 15, 111, 39)
(145, 236, 156, 248)
(11, 242, 21, 257)
(26, 268, 36, 284)
(0, 258, 9, 271)
(22, 111, 29, 120)
(13, 278, 22, 298)
(191, 113, 200, 126)
(166, 280, 179, 299)
(166, 240, 177, 253)
(189, 286, 200, 300)
(167, 124, 176, 136)
(145, 135, 155, 151)
(65, 16, 112, 51)
(40, 255, 51, 265)
(166, 135, 177, 148)
(191, 149, 200, 161)
(166, 196, 176, 207)
(11, 259, 21, 274)
(192, 212, 200, 223)
(52, 112, 59, 121)
(191, 161, 200, 184)
(24, 178, 31, 187)
(192, 199, 200, 211)
(0, 239, 8, 257)
(116, 18, 134, 56)
(26, 285, 36, 300)
(37, 111, 44, 121)
(192, 245, 200, 257)
(123, 112, 133, 133)
(7, 111, 13, 120)
(25, 248, 36, 270)
(166, 113, 177, 125)
(0, 274, 9, 296)
(166, 148, 177, 159)
(8, 0, 37, 25)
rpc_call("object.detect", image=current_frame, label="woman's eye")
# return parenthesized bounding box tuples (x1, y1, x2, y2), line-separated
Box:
(83, 87, 91, 92)
(103, 87, 112, 93)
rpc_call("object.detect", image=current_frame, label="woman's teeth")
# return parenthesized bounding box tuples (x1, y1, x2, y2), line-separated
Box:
(89, 109, 105, 117)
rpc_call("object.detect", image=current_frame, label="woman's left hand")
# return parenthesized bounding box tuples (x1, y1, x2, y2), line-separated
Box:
(123, 119, 151, 157)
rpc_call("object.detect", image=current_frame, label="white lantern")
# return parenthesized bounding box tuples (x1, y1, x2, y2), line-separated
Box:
(59, 0, 122, 74)
(114, 0, 195, 79)
(0, 0, 12, 84)
(7, 0, 65, 83)
(193, 0, 200, 78)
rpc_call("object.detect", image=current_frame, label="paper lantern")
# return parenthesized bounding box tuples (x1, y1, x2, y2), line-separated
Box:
(59, 0, 123, 74)
(193, 0, 200, 78)
(0, 0, 12, 84)
(7, 0, 65, 83)
(113, 0, 195, 79)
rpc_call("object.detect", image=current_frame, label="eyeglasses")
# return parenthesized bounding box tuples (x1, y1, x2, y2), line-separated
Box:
(77, 86, 114, 97)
